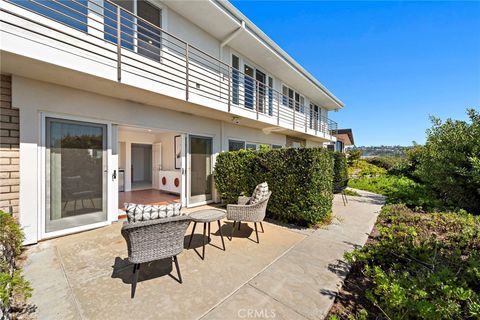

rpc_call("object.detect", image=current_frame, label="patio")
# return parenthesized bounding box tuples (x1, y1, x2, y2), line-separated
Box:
(22, 190, 384, 320)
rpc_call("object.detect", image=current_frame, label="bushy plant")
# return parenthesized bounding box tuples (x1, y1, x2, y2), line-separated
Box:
(333, 152, 348, 193)
(365, 156, 403, 170)
(213, 149, 256, 204)
(0, 211, 32, 316)
(348, 160, 386, 178)
(347, 149, 362, 164)
(214, 148, 334, 226)
(343, 204, 480, 319)
(414, 109, 480, 214)
(348, 175, 439, 209)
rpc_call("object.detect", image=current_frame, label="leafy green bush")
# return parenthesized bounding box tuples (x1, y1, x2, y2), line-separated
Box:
(414, 109, 480, 214)
(365, 156, 403, 170)
(348, 160, 386, 178)
(348, 175, 439, 209)
(215, 148, 334, 226)
(0, 211, 32, 314)
(347, 149, 362, 164)
(213, 149, 256, 204)
(333, 152, 348, 193)
(344, 204, 480, 319)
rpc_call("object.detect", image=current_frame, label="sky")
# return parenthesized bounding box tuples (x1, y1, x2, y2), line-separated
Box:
(230, 1, 480, 146)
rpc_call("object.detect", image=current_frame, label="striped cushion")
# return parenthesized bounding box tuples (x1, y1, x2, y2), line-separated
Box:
(250, 182, 269, 205)
(125, 202, 182, 222)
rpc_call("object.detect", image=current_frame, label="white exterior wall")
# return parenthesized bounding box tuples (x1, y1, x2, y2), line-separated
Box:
(13, 76, 292, 244)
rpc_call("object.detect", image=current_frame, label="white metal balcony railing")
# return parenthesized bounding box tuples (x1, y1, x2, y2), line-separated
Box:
(1, 0, 338, 137)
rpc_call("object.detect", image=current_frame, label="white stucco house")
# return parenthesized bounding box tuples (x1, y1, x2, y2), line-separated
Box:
(0, 0, 344, 244)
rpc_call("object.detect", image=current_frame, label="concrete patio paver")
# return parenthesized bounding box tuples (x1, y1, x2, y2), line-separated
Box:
(23, 189, 384, 320)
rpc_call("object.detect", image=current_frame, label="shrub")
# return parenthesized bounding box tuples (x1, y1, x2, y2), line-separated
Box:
(365, 156, 403, 170)
(0, 211, 32, 317)
(215, 148, 334, 226)
(414, 109, 480, 214)
(347, 149, 362, 164)
(348, 160, 386, 178)
(213, 149, 256, 204)
(348, 175, 439, 209)
(343, 204, 480, 319)
(333, 152, 348, 193)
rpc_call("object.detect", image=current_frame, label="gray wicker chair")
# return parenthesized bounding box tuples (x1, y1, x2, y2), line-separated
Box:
(226, 192, 271, 243)
(121, 215, 191, 298)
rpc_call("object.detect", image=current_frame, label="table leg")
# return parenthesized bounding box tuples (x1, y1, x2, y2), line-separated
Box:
(187, 222, 197, 249)
(218, 220, 225, 250)
(202, 223, 207, 260)
(208, 222, 211, 242)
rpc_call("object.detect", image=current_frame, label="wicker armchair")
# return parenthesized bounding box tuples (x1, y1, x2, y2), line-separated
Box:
(226, 192, 271, 243)
(121, 215, 191, 298)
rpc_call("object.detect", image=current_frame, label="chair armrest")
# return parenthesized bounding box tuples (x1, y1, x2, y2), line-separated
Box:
(237, 196, 251, 205)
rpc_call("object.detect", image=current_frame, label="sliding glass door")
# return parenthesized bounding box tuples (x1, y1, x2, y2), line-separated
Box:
(188, 135, 213, 205)
(45, 118, 107, 233)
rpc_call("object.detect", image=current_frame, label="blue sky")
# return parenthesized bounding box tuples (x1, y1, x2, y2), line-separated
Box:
(231, 1, 480, 146)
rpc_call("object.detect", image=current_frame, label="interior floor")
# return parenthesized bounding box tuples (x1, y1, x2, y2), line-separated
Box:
(118, 189, 180, 210)
(131, 180, 152, 191)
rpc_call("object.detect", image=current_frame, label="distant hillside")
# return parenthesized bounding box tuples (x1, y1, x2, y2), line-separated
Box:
(350, 145, 407, 157)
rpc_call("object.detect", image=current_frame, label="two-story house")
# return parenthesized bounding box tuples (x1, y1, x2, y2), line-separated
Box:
(0, 0, 344, 244)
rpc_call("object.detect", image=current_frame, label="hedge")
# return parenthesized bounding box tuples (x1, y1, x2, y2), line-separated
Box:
(332, 152, 348, 193)
(0, 211, 32, 319)
(214, 148, 334, 226)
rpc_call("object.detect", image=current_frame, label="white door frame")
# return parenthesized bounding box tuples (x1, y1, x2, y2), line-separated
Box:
(39, 112, 116, 240)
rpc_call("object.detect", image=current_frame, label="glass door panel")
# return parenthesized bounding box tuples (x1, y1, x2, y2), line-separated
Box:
(137, 0, 162, 61)
(255, 70, 266, 114)
(244, 65, 254, 110)
(188, 136, 212, 204)
(46, 118, 107, 233)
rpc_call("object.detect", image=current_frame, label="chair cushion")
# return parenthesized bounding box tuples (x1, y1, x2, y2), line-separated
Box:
(125, 202, 182, 222)
(250, 182, 269, 205)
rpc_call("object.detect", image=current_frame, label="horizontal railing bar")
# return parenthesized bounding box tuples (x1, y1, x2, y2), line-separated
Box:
(1, 7, 118, 61)
(4, 0, 339, 137)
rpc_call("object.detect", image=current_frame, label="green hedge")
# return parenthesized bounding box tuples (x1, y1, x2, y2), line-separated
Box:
(214, 148, 334, 226)
(0, 211, 32, 316)
(332, 152, 348, 193)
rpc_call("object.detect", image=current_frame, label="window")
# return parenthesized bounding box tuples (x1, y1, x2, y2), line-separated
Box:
(282, 85, 304, 112)
(244, 65, 255, 109)
(232, 55, 240, 105)
(272, 145, 283, 149)
(12, 0, 88, 32)
(246, 143, 257, 150)
(336, 141, 344, 152)
(268, 77, 273, 116)
(228, 140, 245, 151)
(309, 103, 321, 130)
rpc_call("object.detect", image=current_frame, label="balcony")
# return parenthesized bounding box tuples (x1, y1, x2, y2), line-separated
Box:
(1, 0, 338, 139)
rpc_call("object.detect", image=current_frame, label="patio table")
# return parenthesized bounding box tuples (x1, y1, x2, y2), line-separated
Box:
(187, 209, 226, 260)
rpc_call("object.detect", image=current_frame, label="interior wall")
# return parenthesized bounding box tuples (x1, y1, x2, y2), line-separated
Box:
(154, 132, 179, 171)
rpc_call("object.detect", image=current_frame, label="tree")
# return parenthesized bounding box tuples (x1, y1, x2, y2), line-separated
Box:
(415, 108, 480, 214)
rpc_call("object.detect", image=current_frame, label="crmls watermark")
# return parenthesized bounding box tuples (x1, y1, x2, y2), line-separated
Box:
(237, 308, 276, 318)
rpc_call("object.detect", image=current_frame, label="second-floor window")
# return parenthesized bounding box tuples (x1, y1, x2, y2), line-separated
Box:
(282, 85, 305, 113)
(105, 0, 162, 60)
(232, 55, 240, 105)
(12, 0, 88, 32)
